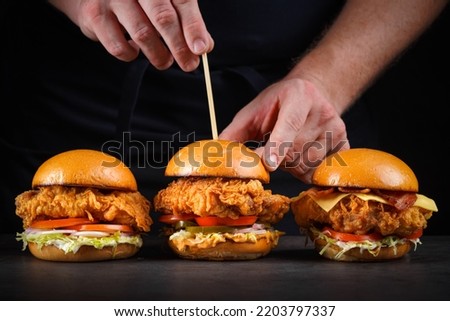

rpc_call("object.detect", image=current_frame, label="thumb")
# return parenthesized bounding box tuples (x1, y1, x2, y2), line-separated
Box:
(260, 119, 297, 172)
(260, 139, 286, 172)
(253, 145, 277, 172)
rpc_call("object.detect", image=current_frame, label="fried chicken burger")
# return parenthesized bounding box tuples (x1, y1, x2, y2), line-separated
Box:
(153, 139, 290, 260)
(15, 149, 152, 262)
(291, 148, 437, 262)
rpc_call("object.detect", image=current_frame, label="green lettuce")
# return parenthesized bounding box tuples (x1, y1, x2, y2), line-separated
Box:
(310, 226, 421, 260)
(16, 231, 142, 254)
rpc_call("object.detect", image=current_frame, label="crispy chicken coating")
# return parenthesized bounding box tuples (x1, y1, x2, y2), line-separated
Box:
(15, 185, 152, 232)
(296, 194, 433, 237)
(153, 177, 290, 225)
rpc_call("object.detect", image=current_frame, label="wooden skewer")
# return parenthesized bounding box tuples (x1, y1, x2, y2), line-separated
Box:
(201, 53, 218, 140)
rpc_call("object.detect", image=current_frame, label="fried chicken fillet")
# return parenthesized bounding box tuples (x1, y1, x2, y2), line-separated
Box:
(15, 185, 152, 232)
(294, 188, 434, 238)
(153, 177, 290, 225)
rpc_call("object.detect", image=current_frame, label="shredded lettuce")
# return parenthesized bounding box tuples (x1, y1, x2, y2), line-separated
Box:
(310, 226, 422, 260)
(168, 228, 282, 252)
(16, 231, 143, 254)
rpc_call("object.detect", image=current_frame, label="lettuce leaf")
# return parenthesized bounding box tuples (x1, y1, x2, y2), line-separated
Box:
(310, 226, 421, 259)
(16, 231, 142, 254)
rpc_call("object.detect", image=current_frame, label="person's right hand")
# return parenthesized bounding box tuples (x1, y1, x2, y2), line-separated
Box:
(48, 0, 214, 71)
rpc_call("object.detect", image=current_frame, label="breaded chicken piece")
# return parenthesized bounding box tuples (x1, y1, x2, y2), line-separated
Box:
(153, 177, 290, 225)
(295, 194, 433, 237)
(15, 185, 152, 232)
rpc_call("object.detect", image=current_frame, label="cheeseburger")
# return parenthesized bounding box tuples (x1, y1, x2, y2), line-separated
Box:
(291, 148, 437, 262)
(153, 139, 290, 260)
(15, 149, 152, 262)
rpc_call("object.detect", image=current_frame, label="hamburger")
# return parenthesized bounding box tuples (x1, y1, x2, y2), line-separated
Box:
(15, 149, 152, 262)
(291, 148, 438, 262)
(153, 139, 290, 260)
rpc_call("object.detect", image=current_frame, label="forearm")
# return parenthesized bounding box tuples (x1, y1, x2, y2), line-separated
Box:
(288, 0, 448, 114)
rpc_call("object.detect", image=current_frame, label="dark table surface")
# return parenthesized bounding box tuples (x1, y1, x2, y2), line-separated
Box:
(1, 233, 449, 301)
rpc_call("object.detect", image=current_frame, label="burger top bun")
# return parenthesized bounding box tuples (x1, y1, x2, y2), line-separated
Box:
(312, 148, 419, 192)
(165, 139, 270, 183)
(31, 149, 137, 191)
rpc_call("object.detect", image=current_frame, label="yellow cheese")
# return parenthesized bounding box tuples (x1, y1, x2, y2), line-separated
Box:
(414, 194, 438, 212)
(307, 192, 438, 213)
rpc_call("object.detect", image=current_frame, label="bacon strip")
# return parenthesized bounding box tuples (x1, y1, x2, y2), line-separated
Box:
(306, 187, 417, 211)
(304, 187, 335, 198)
(374, 190, 417, 211)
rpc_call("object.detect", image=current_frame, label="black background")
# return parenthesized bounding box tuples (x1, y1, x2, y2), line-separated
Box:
(363, 7, 449, 235)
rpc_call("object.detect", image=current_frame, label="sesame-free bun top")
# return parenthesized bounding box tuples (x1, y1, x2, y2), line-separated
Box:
(312, 148, 419, 192)
(165, 140, 270, 183)
(32, 149, 137, 191)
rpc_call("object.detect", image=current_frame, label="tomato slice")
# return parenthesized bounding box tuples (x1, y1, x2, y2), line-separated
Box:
(69, 224, 134, 233)
(195, 216, 257, 227)
(158, 214, 197, 224)
(405, 229, 423, 239)
(322, 227, 383, 242)
(30, 218, 95, 229)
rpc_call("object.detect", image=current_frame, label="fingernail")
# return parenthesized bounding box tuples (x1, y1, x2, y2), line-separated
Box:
(268, 153, 279, 169)
(193, 39, 206, 54)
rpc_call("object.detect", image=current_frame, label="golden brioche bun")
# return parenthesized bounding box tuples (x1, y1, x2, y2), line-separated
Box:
(313, 148, 418, 192)
(28, 242, 140, 262)
(32, 149, 137, 191)
(168, 237, 276, 261)
(165, 140, 270, 183)
(307, 229, 412, 262)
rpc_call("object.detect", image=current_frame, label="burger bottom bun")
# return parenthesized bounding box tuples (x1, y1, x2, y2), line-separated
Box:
(308, 230, 412, 262)
(168, 237, 275, 261)
(28, 243, 140, 262)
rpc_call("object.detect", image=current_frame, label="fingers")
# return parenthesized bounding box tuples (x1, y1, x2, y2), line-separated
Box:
(76, 2, 140, 62)
(137, 0, 189, 71)
(171, 0, 214, 54)
(114, 1, 173, 68)
(220, 78, 350, 184)
(265, 100, 349, 183)
(219, 107, 262, 143)
(219, 85, 279, 143)
(75, 0, 212, 71)
(279, 130, 350, 183)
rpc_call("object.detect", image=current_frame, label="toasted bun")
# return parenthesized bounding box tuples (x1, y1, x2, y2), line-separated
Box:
(168, 237, 275, 261)
(32, 149, 137, 191)
(28, 242, 140, 262)
(165, 140, 270, 183)
(313, 148, 418, 192)
(307, 229, 412, 262)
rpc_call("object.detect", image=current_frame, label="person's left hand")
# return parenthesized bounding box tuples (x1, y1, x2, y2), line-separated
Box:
(219, 77, 350, 183)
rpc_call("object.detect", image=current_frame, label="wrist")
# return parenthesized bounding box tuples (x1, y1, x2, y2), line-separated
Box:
(286, 49, 355, 116)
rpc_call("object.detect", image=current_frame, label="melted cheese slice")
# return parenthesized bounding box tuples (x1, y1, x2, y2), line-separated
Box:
(303, 192, 438, 213)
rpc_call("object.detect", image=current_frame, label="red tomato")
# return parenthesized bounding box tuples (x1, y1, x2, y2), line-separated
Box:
(405, 229, 423, 239)
(30, 218, 95, 229)
(195, 216, 257, 227)
(322, 227, 383, 242)
(69, 224, 134, 233)
(158, 214, 197, 224)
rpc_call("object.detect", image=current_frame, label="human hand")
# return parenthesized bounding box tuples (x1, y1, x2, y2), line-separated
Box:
(219, 78, 350, 183)
(48, 0, 214, 71)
